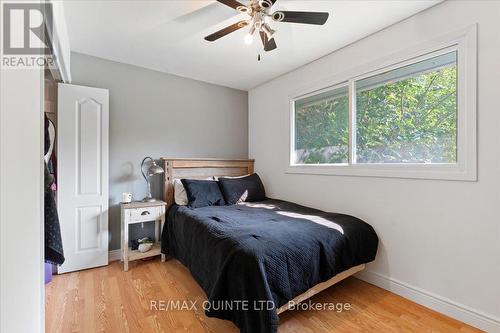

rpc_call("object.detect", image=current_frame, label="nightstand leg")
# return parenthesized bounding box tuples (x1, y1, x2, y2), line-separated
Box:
(154, 218, 159, 243)
(120, 208, 125, 262)
(123, 216, 129, 271)
(160, 212, 166, 262)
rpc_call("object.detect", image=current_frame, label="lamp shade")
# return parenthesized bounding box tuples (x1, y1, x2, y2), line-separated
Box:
(147, 161, 164, 176)
(140, 157, 164, 202)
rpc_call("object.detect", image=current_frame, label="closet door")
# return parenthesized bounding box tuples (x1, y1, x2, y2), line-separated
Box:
(57, 83, 109, 273)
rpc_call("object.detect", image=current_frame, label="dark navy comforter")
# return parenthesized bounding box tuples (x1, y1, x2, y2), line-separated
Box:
(161, 199, 378, 333)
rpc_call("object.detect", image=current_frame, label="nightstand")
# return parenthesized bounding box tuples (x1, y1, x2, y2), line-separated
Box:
(120, 200, 166, 271)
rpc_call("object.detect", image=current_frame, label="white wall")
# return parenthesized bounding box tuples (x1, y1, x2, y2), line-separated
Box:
(249, 1, 500, 331)
(71, 52, 249, 250)
(0, 70, 44, 332)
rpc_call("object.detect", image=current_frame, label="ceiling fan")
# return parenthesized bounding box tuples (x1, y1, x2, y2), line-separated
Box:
(204, 0, 329, 53)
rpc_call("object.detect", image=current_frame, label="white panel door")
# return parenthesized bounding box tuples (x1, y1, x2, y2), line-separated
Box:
(57, 83, 109, 273)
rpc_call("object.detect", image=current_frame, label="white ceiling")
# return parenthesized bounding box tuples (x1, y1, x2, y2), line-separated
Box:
(64, 0, 440, 90)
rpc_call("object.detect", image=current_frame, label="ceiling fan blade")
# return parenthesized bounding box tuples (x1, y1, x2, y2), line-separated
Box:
(259, 31, 277, 52)
(204, 21, 248, 42)
(265, 37, 277, 52)
(217, 0, 246, 10)
(272, 11, 329, 25)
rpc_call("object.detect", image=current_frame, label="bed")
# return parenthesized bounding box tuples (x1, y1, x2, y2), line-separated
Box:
(160, 158, 378, 333)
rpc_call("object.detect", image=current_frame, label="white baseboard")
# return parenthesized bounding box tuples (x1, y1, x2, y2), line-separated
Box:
(356, 270, 500, 333)
(108, 249, 122, 262)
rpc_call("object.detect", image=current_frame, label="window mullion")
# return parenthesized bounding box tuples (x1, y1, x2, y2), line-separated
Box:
(348, 80, 357, 165)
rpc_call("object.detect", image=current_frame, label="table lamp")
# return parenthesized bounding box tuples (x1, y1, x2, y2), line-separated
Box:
(140, 157, 164, 202)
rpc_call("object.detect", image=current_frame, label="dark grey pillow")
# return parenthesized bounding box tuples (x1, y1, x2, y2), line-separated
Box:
(218, 173, 266, 205)
(181, 179, 226, 208)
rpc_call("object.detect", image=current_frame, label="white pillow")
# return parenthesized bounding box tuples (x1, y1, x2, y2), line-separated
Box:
(173, 179, 188, 205)
(173, 177, 214, 205)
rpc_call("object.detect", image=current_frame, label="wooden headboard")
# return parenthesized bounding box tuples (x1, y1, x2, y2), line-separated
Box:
(161, 158, 255, 207)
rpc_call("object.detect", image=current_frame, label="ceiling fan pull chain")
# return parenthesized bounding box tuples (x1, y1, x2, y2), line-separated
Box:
(258, 53, 261, 61)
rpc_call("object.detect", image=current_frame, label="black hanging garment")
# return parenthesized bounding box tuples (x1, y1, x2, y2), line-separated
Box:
(44, 115, 65, 265)
(44, 162, 65, 265)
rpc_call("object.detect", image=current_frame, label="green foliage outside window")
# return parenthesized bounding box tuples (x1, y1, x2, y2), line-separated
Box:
(356, 64, 457, 163)
(294, 91, 349, 164)
(294, 58, 457, 165)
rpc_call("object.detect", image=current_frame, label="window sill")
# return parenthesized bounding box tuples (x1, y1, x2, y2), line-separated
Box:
(286, 164, 476, 181)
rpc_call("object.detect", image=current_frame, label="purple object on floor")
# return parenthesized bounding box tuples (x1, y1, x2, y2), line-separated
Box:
(44, 262, 53, 284)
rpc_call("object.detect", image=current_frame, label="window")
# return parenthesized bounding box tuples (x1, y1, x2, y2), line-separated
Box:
(290, 26, 477, 180)
(355, 52, 457, 164)
(294, 85, 349, 164)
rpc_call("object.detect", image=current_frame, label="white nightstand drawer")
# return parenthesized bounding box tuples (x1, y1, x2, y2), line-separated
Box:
(128, 206, 162, 221)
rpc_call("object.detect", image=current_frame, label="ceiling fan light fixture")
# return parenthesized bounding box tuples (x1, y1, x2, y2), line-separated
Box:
(245, 24, 256, 45)
(244, 33, 254, 45)
(261, 24, 275, 39)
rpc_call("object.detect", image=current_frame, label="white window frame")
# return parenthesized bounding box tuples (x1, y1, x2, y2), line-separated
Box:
(287, 24, 477, 181)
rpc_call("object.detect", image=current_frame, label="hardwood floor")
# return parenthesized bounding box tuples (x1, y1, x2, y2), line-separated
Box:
(46, 258, 482, 333)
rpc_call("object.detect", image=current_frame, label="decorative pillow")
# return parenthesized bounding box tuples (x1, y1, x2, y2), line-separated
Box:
(173, 179, 188, 205)
(173, 177, 213, 205)
(218, 173, 266, 205)
(181, 179, 226, 208)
